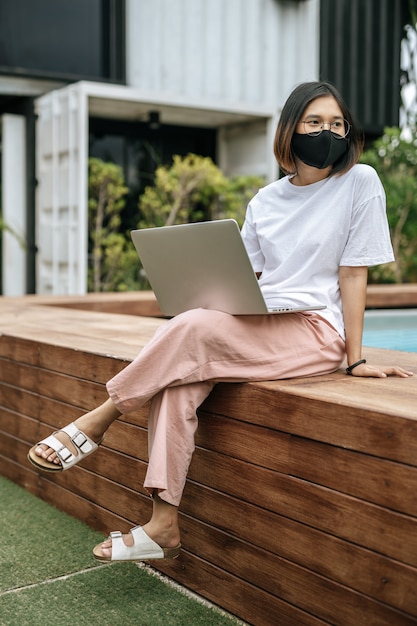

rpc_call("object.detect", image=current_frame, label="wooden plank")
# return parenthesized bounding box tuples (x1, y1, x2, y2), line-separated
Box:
(0, 302, 165, 361)
(196, 411, 417, 517)
(37, 396, 93, 429)
(287, 435, 417, 517)
(0, 338, 40, 365)
(366, 284, 417, 308)
(189, 448, 417, 567)
(176, 516, 417, 626)
(181, 482, 417, 616)
(4, 360, 416, 521)
(9, 284, 417, 316)
(1, 360, 40, 394)
(1, 361, 108, 409)
(38, 471, 152, 533)
(0, 386, 39, 424)
(0, 407, 39, 443)
(0, 433, 33, 467)
(37, 369, 108, 408)
(4, 291, 162, 317)
(193, 447, 416, 567)
(5, 398, 415, 576)
(0, 336, 126, 382)
(40, 465, 149, 523)
(37, 344, 126, 383)
(204, 380, 417, 466)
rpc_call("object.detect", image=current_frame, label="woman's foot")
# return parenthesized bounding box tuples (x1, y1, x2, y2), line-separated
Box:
(94, 523, 181, 562)
(28, 398, 121, 470)
(94, 496, 181, 561)
(33, 414, 103, 466)
(97, 520, 181, 559)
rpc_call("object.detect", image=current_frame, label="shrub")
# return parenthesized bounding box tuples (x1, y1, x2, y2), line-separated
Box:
(138, 153, 264, 229)
(361, 127, 417, 283)
(87, 158, 134, 291)
(87, 154, 264, 292)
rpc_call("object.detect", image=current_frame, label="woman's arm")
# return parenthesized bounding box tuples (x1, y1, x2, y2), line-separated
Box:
(339, 265, 413, 378)
(338, 265, 367, 366)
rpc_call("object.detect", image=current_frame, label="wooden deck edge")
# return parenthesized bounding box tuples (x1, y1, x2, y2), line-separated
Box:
(2, 282, 417, 316)
(366, 284, 417, 308)
(1, 295, 417, 625)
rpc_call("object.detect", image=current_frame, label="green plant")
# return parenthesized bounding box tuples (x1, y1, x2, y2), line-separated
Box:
(88, 157, 136, 292)
(361, 127, 417, 283)
(87, 154, 264, 292)
(138, 153, 264, 229)
(134, 153, 264, 290)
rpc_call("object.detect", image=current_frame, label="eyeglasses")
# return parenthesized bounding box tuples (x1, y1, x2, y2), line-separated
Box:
(301, 118, 351, 139)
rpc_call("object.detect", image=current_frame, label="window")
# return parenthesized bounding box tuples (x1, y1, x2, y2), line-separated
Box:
(0, 0, 125, 82)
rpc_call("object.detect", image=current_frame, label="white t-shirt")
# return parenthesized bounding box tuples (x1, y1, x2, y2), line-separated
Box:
(241, 164, 394, 338)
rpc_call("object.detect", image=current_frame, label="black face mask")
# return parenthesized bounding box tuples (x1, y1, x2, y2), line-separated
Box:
(291, 130, 349, 170)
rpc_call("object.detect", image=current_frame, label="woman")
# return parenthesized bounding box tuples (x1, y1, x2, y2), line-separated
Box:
(28, 81, 413, 562)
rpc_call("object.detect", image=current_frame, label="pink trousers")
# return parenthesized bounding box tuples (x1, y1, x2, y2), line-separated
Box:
(106, 308, 345, 506)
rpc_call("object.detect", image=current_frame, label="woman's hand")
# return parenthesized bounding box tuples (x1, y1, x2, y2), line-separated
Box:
(339, 267, 414, 379)
(349, 362, 414, 378)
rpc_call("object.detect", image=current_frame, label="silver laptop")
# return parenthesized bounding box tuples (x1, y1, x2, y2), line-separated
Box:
(131, 219, 326, 317)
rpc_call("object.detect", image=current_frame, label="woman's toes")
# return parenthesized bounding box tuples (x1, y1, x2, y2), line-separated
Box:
(36, 445, 49, 459)
(99, 534, 133, 558)
(100, 539, 113, 557)
(34, 444, 59, 463)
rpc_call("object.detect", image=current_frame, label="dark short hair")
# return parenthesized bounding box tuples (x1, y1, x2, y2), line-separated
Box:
(274, 81, 364, 176)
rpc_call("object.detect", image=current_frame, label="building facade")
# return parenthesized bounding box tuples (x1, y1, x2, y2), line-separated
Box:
(0, 0, 407, 295)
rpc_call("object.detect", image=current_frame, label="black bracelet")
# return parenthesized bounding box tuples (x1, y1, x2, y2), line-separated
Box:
(346, 359, 366, 375)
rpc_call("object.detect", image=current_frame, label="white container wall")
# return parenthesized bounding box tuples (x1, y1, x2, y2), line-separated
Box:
(34, 81, 276, 295)
(35, 85, 88, 295)
(126, 0, 319, 109)
(1, 114, 27, 296)
(32, 0, 320, 295)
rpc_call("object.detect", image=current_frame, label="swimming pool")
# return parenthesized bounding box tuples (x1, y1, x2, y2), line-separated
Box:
(363, 309, 417, 353)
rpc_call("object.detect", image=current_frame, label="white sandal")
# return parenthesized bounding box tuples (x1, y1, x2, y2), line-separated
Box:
(93, 526, 181, 562)
(27, 422, 101, 473)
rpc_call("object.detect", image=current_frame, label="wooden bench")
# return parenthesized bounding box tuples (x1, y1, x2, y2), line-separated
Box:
(18, 283, 417, 313)
(366, 284, 417, 309)
(1, 294, 417, 625)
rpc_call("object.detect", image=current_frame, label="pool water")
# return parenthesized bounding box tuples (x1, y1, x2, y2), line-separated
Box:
(363, 309, 417, 353)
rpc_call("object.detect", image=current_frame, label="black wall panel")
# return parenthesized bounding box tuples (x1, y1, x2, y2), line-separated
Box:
(320, 0, 408, 137)
(0, 0, 125, 82)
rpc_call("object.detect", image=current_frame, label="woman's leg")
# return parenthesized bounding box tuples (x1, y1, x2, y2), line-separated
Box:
(92, 310, 344, 559)
(31, 307, 344, 557)
(95, 381, 214, 558)
(33, 398, 122, 466)
(97, 494, 180, 558)
(33, 308, 343, 467)
(145, 381, 215, 506)
(106, 308, 345, 415)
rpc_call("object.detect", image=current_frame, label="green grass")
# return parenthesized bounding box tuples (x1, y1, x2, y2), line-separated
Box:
(0, 476, 245, 626)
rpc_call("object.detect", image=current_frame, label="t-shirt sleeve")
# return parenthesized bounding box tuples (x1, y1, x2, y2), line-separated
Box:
(339, 170, 394, 267)
(241, 202, 265, 272)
